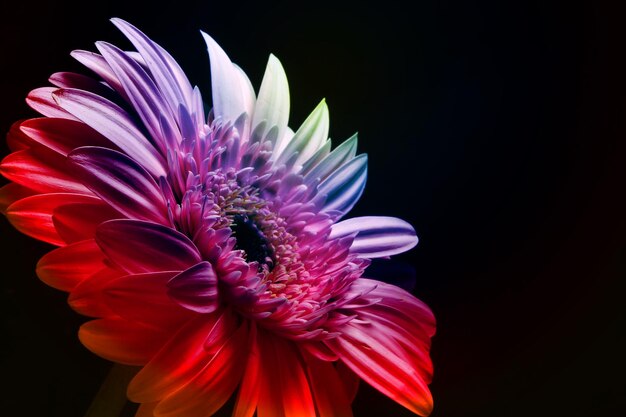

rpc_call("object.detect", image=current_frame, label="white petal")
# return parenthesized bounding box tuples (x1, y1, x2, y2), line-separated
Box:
(251, 54, 290, 152)
(276, 99, 329, 167)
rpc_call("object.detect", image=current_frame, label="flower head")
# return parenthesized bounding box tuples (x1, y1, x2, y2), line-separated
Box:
(1, 19, 435, 417)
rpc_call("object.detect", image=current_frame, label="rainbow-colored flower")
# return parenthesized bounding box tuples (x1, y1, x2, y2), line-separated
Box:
(1, 19, 435, 417)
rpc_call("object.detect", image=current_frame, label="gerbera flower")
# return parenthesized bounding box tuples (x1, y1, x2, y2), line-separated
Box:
(1, 19, 435, 417)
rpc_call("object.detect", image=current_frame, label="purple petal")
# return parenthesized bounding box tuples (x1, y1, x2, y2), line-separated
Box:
(96, 219, 201, 273)
(316, 153, 368, 216)
(330, 216, 418, 258)
(167, 262, 219, 314)
(70, 50, 129, 101)
(53, 88, 166, 177)
(111, 18, 194, 113)
(48, 72, 117, 100)
(68, 146, 168, 224)
(96, 41, 181, 153)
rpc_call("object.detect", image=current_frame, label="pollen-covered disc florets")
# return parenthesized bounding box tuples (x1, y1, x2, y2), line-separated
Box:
(1, 18, 436, 417)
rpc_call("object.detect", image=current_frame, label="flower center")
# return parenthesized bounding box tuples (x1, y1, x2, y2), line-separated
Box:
(230, 213, 274, 270)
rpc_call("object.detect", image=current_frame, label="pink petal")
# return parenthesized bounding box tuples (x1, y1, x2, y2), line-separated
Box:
(26, 87, 77, 120)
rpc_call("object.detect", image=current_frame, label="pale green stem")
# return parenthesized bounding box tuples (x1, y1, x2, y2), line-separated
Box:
(84, 364, 140, 417)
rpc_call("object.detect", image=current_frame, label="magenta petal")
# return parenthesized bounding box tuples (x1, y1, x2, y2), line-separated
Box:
(52, 88, 166, 177)
(330, 216, 418, 258)
(68, 146, 168, 224)
(167, 261, 219, 313)
(26, 87, 77, 120)
(96, 219, 201, 274)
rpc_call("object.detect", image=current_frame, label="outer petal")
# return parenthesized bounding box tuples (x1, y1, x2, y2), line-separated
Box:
(6, 193, 102, 246)
(79, 318, 169, 366)
(36, 239, 106, 291)
(0, 183, 35, 214)
(20, 117, 115, 157)
(201, 32, 249, 123)
(251, 54, 290, 152)
(103, 271, 193, 329)
(95, 219, 201, 274)
(128, 310, 238, 402)
(167, 261, 219, 314)
(233, 323, 260, 417)
(303, 133, 358, 182)
(317, 154, 368, 216)
(68, 146, 168, 224)
(154, 322, 248, 417)
(0, 148, 92, 194)
(302, 352, 353, 417)
(257, 333, 316, 417)
(26, 87, 77, 120)
(277, 99, 329, 167)
(327, 279, 435, 416)
(330, 216, 418, 258)
(53, 201, 120, 244)
(52, 88, 166, 177)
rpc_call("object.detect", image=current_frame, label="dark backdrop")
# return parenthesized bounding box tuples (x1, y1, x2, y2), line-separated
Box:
(1, 1, 624, 416)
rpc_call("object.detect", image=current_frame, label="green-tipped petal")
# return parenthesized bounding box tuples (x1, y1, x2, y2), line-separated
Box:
(304, 133, 358, 185)
(277, 99, 329, 167)
(251, 54, 290, 152)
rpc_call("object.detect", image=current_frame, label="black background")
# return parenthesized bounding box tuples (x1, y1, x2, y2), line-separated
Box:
(1, 1, 625, 416)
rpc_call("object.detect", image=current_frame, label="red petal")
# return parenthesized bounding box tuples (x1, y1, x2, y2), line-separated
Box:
(36, 239, 106, 291)
(0, 148, 91, 194)
(154, 322, 248, 417)
(53, 201, 120, 244)
(233, 323, 260, 417)
(6, 193, 101, 246)
(20, 117, 115, 157)
(257, 332, 316, 417)
(68, 267, 122, 317)
(302, 352, 353, 417)
(0, 183, 35, 214)
(128, 310, 237, 403)
(79, 318, 170, 366)
(103, 271, 193, 330)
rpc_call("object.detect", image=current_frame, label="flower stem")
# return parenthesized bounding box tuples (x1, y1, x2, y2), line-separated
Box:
(84, 364, 140, 417)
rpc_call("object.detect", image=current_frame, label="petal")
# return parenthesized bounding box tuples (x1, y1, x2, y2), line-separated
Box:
(111, 18, 194, 114)
(251, 54, 290, 152)
(330, 216, 418, 258)
(257, 333, 316, 417)
(277, 99, 329, 167)
(233, 323, 260, 417)
(48, 71, 118, 99)
(96, 41, 181, 153)
(0, 183, 35, 214)
(201, 31, 249, 123)
(154, 322, 248, 417)
(167, 261, 219, 313)
(128, 311, 238, 403)
(326, 279, 435, 416)
(26, 87, 77, 120)
(79, 318, 170, 366)
(53, 201, 121, 244)
(302, 353, 353, 417)
(68, 267, 123, 317)
(70, 50, 129, 101)
(95, 219, 201, 274)
(20, 117, 115, 157)
(6, 193, 101, 246)
(6, 120, 33, 151)
(103, 271, 193, 329)
(68, 146, 168, 224)
(36, 239, 106, 291)
(317, 154, 368, 216)
(53, 88, 166, 177)
(303, 133, 358, 182)
(0, 148, 92, 194)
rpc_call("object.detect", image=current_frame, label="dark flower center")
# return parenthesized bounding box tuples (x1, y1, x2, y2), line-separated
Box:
(230, 214, 274, 270)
